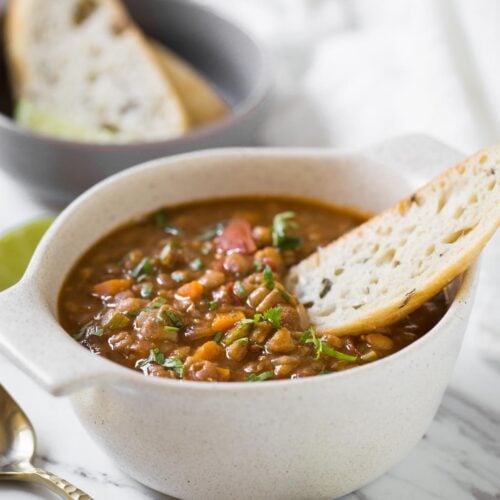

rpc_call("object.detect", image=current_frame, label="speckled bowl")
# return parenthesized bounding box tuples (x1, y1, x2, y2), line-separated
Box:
(0, 0, 270, 205)
(0, 136, 479, 499)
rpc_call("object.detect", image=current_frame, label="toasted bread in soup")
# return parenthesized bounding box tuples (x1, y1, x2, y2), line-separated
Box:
(5, 0, 189, 143)
(288, 147, 500, 336)
(151, 40, 229, 128)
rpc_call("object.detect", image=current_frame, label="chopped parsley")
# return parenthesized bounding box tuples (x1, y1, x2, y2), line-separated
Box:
(247, 371, 274, 382)
(197, 223, 224, 241)
(130, 257, 153, 279)
(73, 320, 93, 340)
(164, 309, 184, 329)
(240, 307, 283, 329)
(262, 307, 282, 329)
(140, 283, 153, 299)
(163, 325, 180, 333)
(153, 210, 183, 235)
(147, 297, 167, 309)
(135, 348, 184, 377)
(189, 258, 204, 271)
(300, 328, 357, 362)
(160, 241, 182, 266)
(153, 209, 167, 228)
(213, 332, 224, 343)
(93, 328, 104, 337)
(209, 300, 219, 311)
(271, 212, 302, 250)
(263, 265, 274, 289)
(278, 288, 291, 303)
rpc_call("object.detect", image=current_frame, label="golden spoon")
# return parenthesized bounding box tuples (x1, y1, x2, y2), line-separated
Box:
(0, 385, 92, 499)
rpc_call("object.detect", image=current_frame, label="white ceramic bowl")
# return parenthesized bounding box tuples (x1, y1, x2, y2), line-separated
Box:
(0, 135, 478, 499)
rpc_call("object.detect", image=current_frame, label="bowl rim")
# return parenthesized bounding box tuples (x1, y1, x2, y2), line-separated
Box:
(11, 145, 478, 395)
(0, 0, 271, 150)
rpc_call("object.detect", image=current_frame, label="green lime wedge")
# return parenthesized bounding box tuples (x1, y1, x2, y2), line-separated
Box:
(0, 217, 55, 291)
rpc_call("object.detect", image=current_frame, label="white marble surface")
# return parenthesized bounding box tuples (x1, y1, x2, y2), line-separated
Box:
(1, 0, 500, 498)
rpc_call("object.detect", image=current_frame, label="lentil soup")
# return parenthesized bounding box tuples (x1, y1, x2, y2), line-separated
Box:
(59, 196, 449, 382)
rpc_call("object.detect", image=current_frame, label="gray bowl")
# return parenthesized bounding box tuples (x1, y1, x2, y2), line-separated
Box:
(0, 0, 270, 205)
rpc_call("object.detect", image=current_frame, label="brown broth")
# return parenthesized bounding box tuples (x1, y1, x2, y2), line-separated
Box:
(59, 196, 449, 382)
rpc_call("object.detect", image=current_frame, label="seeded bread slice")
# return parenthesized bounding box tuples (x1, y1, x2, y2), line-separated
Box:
(5, 0, 189, 142)
(288, 147, 500, 336)
(151, 41, 229, 128)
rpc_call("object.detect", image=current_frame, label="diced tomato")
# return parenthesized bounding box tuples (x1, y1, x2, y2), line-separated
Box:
(215, 219, 257, 254)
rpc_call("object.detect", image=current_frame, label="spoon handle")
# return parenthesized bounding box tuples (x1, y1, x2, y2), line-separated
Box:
(31, 468, 93, 500)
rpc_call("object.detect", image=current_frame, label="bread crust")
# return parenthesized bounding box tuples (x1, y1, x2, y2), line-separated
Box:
(289, 147, 500, 336)
(5, 0, 191, 142)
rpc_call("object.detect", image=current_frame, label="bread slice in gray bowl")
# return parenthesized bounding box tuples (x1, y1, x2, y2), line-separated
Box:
(0, 0, 270, 205)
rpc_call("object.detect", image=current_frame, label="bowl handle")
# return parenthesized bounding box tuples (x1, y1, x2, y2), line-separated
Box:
(362, 133, 464, 183)
(0, 281, 125, 396)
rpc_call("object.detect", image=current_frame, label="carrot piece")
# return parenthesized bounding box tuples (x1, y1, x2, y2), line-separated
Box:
(176, 280, 204, 300)
(92, 279, 131, 297)
(216, 367, 231, 381)
(211, 311, 245, 332)
(192, 341, 223, 361)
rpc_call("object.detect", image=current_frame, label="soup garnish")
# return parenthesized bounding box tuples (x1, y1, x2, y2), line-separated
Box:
(59, 197, 449, 382)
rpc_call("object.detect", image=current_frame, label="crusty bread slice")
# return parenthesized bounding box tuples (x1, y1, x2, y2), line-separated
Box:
(288, 147, 500, 336)
(5, 0, 189, 142)
(151, 40, 229, 128)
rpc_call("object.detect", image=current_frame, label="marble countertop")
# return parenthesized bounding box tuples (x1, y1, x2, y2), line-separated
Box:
(0, 1, 499, 496)
(0, 168, 499, 500)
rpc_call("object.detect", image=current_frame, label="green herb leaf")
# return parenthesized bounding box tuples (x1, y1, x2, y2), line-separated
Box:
(140, 283, 154, 299)
(299, 327, 315, 344)
(130, 257, 153, 279)
(93, 328, 104, 337)
(153, 210, 183, 235)
(247, 371, 274, 382)
(197, 223, 224, 241)
(300, 327, 357, 362)
(271, 212, 302, 250)
(213, 332, 223, 343)
(263, 265, 274, 289)
(209, 300, 219, 311)
(164, 325, 180, 332)
(135, 348, 184, 377)
(164, 309, 184, 329)
(233, 281, 247, 299)
(320, 344, 358, 362)
(73, 320, 93, 340)
(278, 288, 291, 303)
(160, 242, 182, 266)
(262, 307, 282, 329)
(135, 348, 165, 368)
(147, 297, 167, 309)
(153, 209, 167, 229)
(163, 357, 184, 377)
(240, 313, 263, 325)
(190, 258, 204, 271)
(254, 259, 264, 272)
